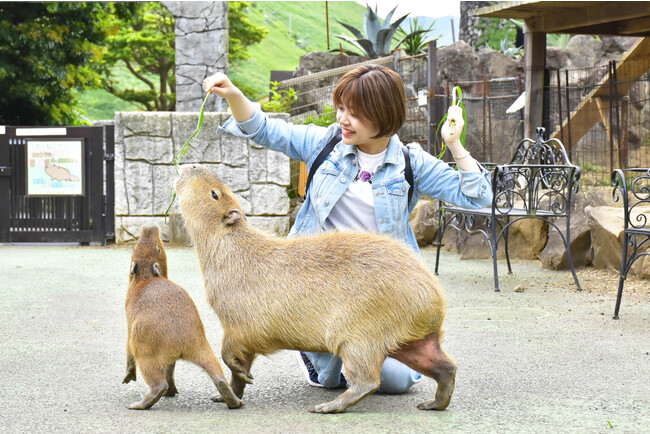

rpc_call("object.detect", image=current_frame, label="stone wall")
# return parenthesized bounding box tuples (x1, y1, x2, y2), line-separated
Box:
(162, 1, 228, 112)
(114, 111, 291, 244)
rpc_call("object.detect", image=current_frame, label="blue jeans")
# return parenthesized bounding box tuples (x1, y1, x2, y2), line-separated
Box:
(305, 351, 423, 393)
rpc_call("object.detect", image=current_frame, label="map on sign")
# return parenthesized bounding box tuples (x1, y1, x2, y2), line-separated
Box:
(26, 140, 84, 195)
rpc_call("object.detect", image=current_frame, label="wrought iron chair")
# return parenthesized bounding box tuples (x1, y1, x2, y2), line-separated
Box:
(435, 127, 582, 291)
(611, 168, 650, 319)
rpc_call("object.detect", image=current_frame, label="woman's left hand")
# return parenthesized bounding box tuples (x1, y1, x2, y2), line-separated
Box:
(440, 105, 464, 145)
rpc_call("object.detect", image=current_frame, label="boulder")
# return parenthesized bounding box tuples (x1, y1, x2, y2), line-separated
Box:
(409, 199, 440, 247)
(507, 219, 549, 260)
(585, 205, 625, 270)
(541, 187, 618, 270)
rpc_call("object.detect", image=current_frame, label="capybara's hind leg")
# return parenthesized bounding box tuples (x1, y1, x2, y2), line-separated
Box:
(309, 348, 382, 414)
(123, 349, 137, 384)
(391, 333, 456, 411)
(163, 362, 178, 396)
(129, 361, 167, 410)
(192, 350, 243, 409)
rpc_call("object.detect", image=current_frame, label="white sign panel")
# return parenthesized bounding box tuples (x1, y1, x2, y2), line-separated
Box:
(26, 140, 84, 196)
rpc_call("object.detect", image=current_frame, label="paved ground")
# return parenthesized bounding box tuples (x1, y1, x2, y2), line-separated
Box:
(1, 244, 648, 433)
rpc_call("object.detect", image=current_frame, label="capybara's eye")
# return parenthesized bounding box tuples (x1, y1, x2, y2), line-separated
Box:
(211, 190, 219, 201)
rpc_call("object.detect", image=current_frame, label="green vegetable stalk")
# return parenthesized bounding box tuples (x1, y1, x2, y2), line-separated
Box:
(165, 91, 212, 219)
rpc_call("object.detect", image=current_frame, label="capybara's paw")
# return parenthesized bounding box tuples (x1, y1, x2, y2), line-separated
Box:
(216, 379, 244, 409)
(163, 386, 178, 397)
(128, 401, 148, 410)
(234, 370, 254, 385)
(308, 401, 346, 414)
(123, 371, 136, 384)
(416, 399, 450, 411)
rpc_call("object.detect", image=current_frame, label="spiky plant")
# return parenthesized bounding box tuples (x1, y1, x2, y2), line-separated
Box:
(332, 4, 428, 58)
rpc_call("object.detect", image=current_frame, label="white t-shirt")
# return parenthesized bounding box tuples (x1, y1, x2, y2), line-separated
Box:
(324, 148, 387, 232)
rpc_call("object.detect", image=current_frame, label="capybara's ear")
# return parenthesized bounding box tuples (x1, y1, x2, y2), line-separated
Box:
(152, 263, 162, 277)
(225, 209, 241, 225)
(130, 262, 137, 275)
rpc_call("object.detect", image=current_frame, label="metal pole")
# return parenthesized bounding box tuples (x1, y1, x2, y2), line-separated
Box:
(427, 39, 437, 155)
(326, 2, 330, 51)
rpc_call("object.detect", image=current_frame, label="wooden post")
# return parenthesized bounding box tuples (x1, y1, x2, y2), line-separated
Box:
(523, 23, 546, 138)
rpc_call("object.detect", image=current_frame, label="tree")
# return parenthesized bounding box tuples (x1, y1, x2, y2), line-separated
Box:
(96, 1, 266, 111)
(96, 2, 175, 111)
(229, 2, 268, 63)
(0, 2, 107, 125)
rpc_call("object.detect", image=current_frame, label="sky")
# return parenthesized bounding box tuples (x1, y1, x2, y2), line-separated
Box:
(353, 0, 462, 19)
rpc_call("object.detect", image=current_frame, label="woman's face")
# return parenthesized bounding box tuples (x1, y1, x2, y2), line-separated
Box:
(336, 103, 384, 151)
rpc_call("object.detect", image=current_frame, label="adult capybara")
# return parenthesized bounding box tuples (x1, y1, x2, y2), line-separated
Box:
(174, 164, 456, 414)
(123, 222, 242, 410)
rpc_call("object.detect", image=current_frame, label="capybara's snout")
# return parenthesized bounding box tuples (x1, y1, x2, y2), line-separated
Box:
(130, 223, 168, 281)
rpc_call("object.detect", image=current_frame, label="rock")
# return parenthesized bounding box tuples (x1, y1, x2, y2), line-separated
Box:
(565, 35, 603, 68)
(409, 199, 440, 247)
(541, 187, 617, 270)
(507, 219, 549, 260)
(514, 284, 526, 292)
(585, 206, 625, 270)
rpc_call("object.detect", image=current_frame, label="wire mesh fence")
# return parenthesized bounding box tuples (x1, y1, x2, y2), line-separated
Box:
(546, 59, 650, 186)
(277, 49, 650, 193)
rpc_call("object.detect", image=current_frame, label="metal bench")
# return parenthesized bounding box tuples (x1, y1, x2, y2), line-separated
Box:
(611, 168, 650, 319)
(434, 127, 582, 292)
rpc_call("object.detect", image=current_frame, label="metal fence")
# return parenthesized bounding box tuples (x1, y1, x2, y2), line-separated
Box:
(546, 59, 650, 186)
(278, 47, 650, 192)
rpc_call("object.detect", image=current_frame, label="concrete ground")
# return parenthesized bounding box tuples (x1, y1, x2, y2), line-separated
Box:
(0, 244, 648, 433)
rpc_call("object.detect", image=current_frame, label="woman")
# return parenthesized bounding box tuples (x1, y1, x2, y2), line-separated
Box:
(203, 64, 491, 393)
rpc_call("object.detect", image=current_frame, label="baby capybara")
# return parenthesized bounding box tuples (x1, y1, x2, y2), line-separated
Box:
(123, 222, 242, 410)
(174, 164, 456, 414)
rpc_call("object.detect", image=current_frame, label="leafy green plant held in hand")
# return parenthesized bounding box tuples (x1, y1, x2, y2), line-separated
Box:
(332, 4, 429, 58)
(261, 81, 298, 113)
(436, 86, 468, 159)
(165, 91, 212, 218)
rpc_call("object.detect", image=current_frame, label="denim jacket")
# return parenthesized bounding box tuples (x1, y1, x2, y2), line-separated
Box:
(220, 104, 493, 253)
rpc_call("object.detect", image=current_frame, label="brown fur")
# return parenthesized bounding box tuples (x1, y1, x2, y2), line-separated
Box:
(175, 164, 456, 413)
(122, 222, 242, 410)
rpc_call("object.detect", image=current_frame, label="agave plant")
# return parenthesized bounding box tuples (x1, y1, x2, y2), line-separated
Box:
(332, 4, 428, 58)
(396, 17, 438, 56)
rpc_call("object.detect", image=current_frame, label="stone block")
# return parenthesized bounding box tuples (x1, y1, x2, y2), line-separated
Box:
(507, 219, 549, 260)
(267, 149, 290, 185)
(124, 161, 154, 215)
(114, 142, 128, 216)
(172, 112, 222, 162)
(249, 147, 268, 183)
(153, 165, 179, 215)
(116, 216, 171, 244)
(119, 112, 172, 136)
(251, 184, 290, 215)
(203, 163, 250, 192)
(221, 137, 249, 167)
(247, 216, 290, 236)
(124, 135, 174, 164)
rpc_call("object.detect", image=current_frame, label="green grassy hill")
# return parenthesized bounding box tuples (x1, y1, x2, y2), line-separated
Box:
(78, 1, 367, 121)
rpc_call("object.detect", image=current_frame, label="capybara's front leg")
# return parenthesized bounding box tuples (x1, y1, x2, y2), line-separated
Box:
(309, 349, 382, 413)
(123, 350, 137, 384)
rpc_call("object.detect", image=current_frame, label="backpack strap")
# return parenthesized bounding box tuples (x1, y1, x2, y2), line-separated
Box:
(305, 134, 414, 207)
(402, 145, 414, 206)
(305, 132, 341, 197)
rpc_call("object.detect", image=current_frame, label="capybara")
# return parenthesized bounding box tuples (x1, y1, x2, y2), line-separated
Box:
(122, 222, 242, 410)
(174, 164, 456, 414)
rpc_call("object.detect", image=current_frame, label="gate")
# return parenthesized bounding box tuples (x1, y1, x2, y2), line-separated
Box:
(0, 125, 114, 244)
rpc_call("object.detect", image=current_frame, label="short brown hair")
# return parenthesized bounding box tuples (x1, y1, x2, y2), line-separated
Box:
(333, 64, 407, 138)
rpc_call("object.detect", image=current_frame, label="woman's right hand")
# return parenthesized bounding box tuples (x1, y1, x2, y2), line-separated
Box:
(203, 73, 239, 99)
